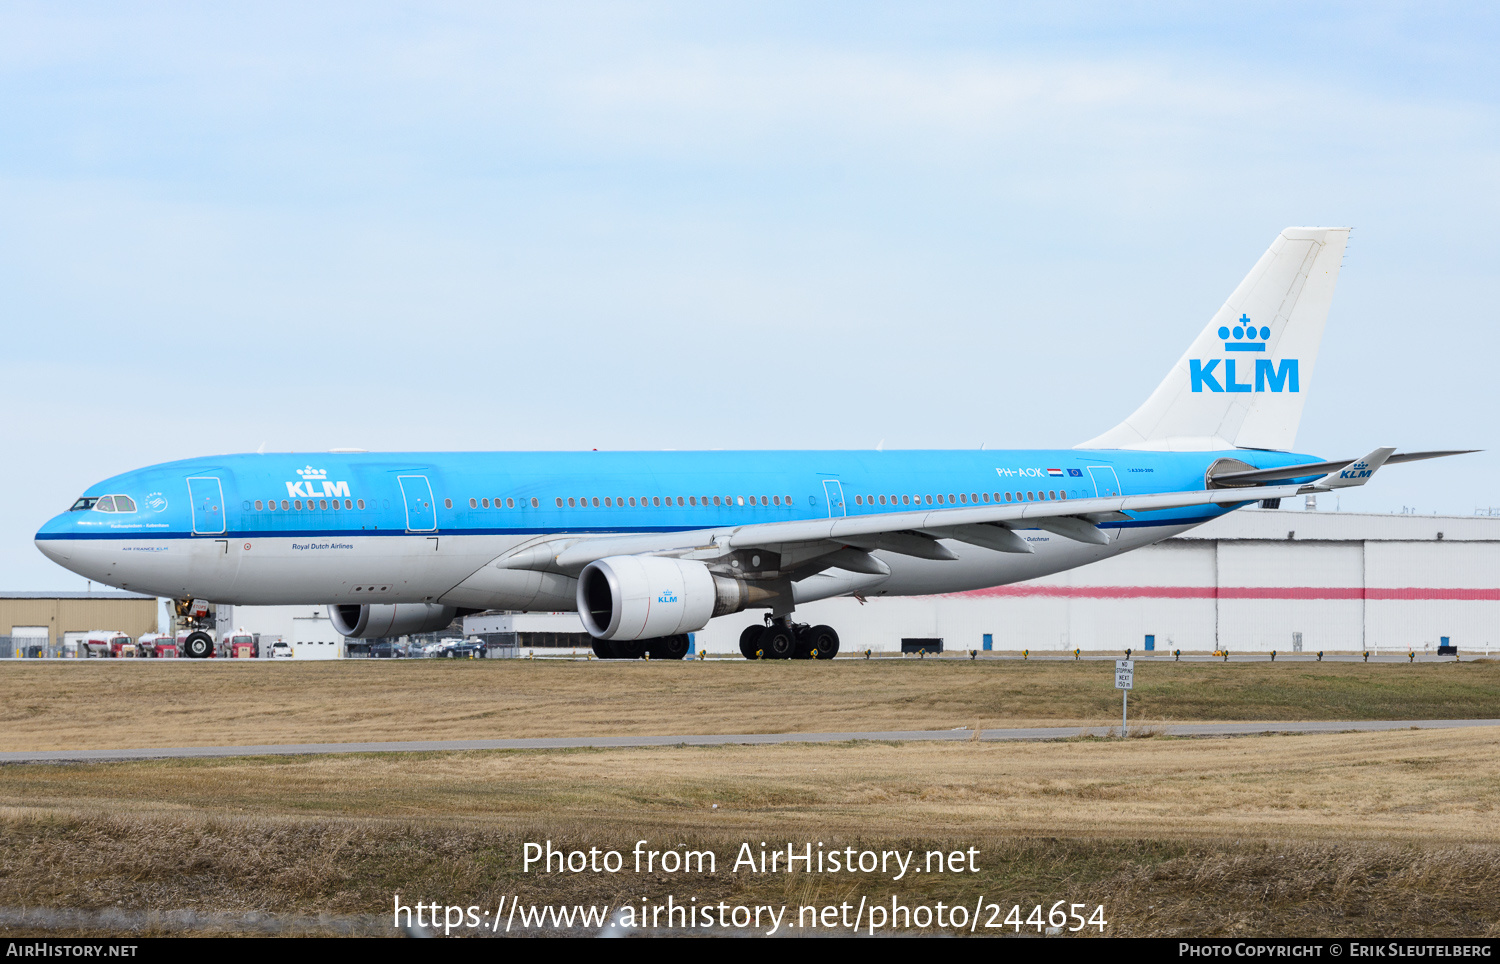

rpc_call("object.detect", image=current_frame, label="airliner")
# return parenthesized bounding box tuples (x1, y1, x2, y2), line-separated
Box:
(35, 227, 1469, 660)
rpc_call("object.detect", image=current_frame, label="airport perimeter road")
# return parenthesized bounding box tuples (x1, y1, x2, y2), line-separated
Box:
(3, 719, 1498, 764)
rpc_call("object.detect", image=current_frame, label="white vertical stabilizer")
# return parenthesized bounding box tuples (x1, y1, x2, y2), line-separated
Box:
(1079, 227, 1349, 452)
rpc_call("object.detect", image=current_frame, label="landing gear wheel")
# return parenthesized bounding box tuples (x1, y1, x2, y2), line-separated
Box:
(759, 624, 796, 660)
(183, 632, 213, 659)
(809, 625, 840, 660)
(739, 625, 762, 660)
(590, 638, 616, 660)
(792, 625, 816, 660)
(647, 635, 691, 660)
(613, 638, 646, 660)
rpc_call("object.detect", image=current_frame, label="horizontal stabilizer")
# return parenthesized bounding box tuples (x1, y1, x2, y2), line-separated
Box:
(1207, 449, 1479, 487)
(1311, 446, 1394, 489)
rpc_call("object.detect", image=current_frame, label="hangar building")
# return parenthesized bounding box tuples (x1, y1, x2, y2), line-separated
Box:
(1, 591, 159, 657)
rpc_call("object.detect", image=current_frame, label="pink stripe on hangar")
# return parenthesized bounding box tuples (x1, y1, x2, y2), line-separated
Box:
(949, 586, 1500, 601)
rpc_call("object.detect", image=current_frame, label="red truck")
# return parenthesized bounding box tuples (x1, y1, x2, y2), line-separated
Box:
(136, 633, 179, 658)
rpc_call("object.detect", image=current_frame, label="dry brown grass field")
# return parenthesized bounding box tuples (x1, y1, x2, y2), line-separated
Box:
(2, 659, 1497, 937)
(0, 657, 1495, 751)
(1, 727, 1498, 936)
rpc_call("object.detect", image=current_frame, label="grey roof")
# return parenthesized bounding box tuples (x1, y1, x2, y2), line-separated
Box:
(1180, 508, 1500, 542)
(0, 592, 156, 600)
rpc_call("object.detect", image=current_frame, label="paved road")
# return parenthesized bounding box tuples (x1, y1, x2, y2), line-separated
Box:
(2, 719, 1497, 764)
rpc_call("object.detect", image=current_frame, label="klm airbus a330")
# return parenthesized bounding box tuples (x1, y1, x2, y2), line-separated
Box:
(35, 228, 1470, 660)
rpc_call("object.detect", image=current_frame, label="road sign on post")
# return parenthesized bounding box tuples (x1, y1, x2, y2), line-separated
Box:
(1115, 659, 1134, 735)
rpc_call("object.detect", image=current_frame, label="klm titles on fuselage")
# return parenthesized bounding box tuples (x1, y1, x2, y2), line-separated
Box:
(287, 465, 351, 500)
(1189, 314, 1299, 394)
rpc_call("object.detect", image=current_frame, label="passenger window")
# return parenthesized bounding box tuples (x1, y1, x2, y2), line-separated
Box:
(469, 498, 477, 509)
(606, 497, 613, 507)
(773, 496, 781, 506)
(255, 500, 264, 511)
(357, 500, 365, 509)
(1060, 491, 1067, 500)
(713, 496, 721, 506)
(319, 499, 328, 510)
(568, 498, 576, 507)
(653, 497, 661, 507)
(444, 499, 452, 509)
(294, 500, 302, 510)
(629, 497, 637, 507)
(593, 497, 600, 507)
(784, 495, 791, 505)
(507, 498, 515, 508)
(282, 500, 290, 510)
(331, 499, 339, 510)
(345, 499, 352, 509)
(924, 495, 933, 505)
(1005, 493, 1012, 502)
(749, 496, 758, 506)
(689, 496, 697, 506)
(556, 498, 564, 507)
(1049, 490, 1056, 500)
(677, 497, 685, 507)
(482, 498, 489, 508)
(854, 495, 862, 506)
(982, 493, 990, 503)
(737, 496, 744, 506)
(530, 498, 538, 508)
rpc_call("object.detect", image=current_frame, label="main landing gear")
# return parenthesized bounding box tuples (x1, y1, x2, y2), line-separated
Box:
(740, 616, 839, 661)
(591, 635, 691, 660)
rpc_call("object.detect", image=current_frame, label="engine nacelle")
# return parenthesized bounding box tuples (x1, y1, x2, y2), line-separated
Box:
(578, 556, 748, 640)
(329, 603, 460, 639)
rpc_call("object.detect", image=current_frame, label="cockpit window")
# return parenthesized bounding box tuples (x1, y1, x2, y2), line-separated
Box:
(113, 495, 136, 512)
(94, 496, 117, 512)
(69, 497, 99, 512)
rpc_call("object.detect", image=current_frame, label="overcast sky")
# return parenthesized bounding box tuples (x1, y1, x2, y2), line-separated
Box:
(3, 3, 1497, 590)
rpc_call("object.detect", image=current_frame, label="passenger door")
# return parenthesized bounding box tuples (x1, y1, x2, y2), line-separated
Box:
(1088, 466, 1123, 499)
(398, 475, 437, 532)
(187, 477, 226, 534)
(822, 479, 846, 518)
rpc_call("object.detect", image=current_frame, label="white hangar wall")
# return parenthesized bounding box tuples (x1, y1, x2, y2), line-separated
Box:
(695, 511, 1500, 655)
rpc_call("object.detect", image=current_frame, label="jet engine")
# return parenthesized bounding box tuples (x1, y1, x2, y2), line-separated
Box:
(329, 603, 461, 639)
(577, 556, 749, 640)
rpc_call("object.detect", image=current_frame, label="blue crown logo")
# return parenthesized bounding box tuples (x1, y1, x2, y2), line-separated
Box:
(1219, 314, 1269, 352)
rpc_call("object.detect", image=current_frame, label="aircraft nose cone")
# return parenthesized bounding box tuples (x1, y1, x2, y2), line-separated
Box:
(35, 514, 74, 563)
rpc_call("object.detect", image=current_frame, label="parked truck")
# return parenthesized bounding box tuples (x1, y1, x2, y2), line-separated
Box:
(78, 631, 136, 658)
(136, 633, 179, 658)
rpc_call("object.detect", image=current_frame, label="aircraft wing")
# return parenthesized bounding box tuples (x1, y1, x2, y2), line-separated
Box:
(492, 447, 1471, 575)
(495, 481, 1306, 573)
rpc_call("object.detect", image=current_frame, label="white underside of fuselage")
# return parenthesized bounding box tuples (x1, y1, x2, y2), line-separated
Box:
(43, 519, 1200, 613)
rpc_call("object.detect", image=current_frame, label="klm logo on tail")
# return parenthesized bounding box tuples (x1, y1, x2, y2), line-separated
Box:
(1190, 314, 1299, 394)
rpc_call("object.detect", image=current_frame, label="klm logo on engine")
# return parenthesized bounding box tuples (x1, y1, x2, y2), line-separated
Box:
(657, 589, 678, 604)
(1190, 314, 1299, 394)
(286, 465, 352, 499)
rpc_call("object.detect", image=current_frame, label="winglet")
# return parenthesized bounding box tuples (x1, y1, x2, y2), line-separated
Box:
(1309, 446, 1395, 489)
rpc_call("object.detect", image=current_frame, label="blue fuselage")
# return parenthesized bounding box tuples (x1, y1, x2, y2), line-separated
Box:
(34, 447, 1317, 607)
